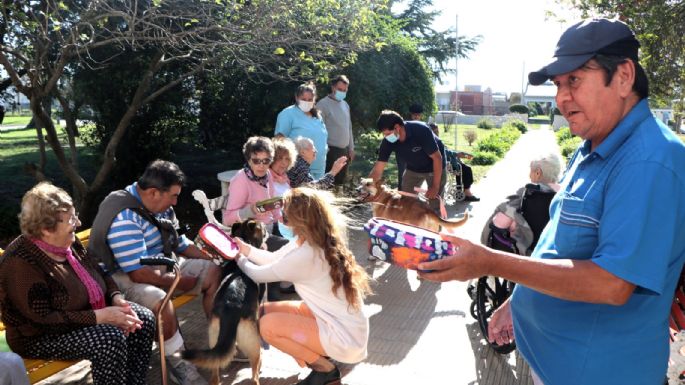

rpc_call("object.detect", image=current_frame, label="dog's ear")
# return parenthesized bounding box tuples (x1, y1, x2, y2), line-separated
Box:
(230, 222, 242, 237)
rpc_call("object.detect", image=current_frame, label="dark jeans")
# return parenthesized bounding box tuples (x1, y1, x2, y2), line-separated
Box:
(397, 157, 406, 189)
(325, 145, 350, 186)
(461, 162, 474, 189)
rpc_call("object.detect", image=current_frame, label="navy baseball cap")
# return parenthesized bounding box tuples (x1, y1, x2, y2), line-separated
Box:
(528, 18, 640, 85)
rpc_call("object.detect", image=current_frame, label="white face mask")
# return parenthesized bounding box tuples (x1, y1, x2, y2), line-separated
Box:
(385, 132, 399, 143)
(298, 100, 314, 113)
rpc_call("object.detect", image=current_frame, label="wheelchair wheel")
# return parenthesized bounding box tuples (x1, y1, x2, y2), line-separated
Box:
(475, 276, 517, 354)
(454, 189, 466, 202)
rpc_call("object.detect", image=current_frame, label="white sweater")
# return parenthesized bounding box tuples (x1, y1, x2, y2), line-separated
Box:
(237, 240, 368, 363)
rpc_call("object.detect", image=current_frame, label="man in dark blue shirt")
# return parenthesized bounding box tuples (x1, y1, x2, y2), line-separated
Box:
(369, 110, 442, 210)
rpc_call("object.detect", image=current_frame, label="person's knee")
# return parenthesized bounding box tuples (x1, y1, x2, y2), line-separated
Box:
(259, 313, 279, 343)
(203, 264, 221, 290)
(93, 326, 127, 358)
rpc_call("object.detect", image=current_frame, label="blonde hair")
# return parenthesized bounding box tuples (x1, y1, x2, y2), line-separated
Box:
(283, 188, 371, 310)
(19, 182, 74, 239)
(272, 137, 297, 170)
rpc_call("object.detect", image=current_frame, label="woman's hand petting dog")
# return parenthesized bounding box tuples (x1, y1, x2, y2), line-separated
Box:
(234, 236, 252, 258)
(417, 232, 493, 282)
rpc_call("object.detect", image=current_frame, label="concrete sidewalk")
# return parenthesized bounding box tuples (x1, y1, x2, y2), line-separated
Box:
(38, 127, 561, 385)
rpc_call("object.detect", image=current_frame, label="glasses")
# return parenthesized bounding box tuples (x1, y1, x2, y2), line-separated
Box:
(58, 212, 80, 227)
(250, 157, 272, 165)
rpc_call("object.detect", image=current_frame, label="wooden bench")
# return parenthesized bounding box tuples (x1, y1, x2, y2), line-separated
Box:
(0, 228, 197, 384)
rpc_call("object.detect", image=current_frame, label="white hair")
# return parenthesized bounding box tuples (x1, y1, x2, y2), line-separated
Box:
(293, 136, 314, 153)
(530, 152, 562, 184)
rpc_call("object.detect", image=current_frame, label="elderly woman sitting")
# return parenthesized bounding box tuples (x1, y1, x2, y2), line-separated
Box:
(0, 182, 155, 385)
(481, 152, 562, 255)
(223, 136, 289, 251)
(287, 136, 348, 189)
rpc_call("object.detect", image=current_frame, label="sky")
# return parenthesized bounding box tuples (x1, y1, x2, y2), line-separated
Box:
(426, 0, 578, 95)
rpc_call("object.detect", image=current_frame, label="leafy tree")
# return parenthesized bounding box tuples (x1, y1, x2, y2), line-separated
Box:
(392, 0, 482, 81)
(0, 0, 381, 219)
(345, 33, 435, 129)
(509, 104, 529, 114)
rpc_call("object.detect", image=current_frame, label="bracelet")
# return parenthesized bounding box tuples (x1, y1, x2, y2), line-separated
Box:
(109, 291, 122, 300)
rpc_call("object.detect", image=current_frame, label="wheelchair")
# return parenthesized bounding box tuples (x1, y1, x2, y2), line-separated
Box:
(443, 154, 466, 204)
(469, 183, 556, 354)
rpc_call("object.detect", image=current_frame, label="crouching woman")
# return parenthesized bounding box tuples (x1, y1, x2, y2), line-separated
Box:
(235, 187, 371, 385)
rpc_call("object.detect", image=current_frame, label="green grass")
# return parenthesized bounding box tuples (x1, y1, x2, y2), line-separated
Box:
(1, 115, 32, 126)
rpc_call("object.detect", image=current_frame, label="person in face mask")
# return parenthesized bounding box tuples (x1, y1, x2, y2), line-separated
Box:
(316, 75, 354, 188)
(368, 110, 444, 213)
(275, 82, 329, 180)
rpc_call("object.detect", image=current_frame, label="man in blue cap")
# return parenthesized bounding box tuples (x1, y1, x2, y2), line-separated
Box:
(418, 18, 685, 384)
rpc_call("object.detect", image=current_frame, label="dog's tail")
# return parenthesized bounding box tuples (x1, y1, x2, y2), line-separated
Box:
(181, 312, 241, 369)
(435, 210, 469, 229)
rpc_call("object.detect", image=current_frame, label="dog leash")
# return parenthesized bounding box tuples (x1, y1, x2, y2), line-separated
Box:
(396, 188, 448, 219)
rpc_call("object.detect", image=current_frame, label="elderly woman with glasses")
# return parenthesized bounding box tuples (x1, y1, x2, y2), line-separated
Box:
(223, 136, 290, 300)
(0, 182, 155, 385)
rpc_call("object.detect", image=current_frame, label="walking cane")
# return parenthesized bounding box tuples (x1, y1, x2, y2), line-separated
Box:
(140, 257, 181, 385)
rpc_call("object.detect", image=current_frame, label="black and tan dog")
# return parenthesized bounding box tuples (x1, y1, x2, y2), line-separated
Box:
(183, 219, 267, 385)
(357, 178, 468, 232)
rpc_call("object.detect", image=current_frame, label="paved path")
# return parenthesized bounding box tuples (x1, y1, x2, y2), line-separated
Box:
(38, 127, 561, 385)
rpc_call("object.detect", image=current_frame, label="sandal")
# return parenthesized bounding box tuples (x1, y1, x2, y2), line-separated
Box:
(294, 366, 341, 385)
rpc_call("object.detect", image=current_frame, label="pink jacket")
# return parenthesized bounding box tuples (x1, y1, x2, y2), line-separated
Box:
(222, 169, 282, 226)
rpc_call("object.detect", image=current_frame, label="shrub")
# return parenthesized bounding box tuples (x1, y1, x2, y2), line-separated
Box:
(475, 139, 504, 157)
(555, 126, 582, 161)
(509, 104, 529, 114)
(555, 127, 574, 142)
(560, 138, 582, 160)
(471, 151, 498, 165)
(463, 129, 477, 146)
(476, 118, 494, 129)
(507, 119, 527, 134)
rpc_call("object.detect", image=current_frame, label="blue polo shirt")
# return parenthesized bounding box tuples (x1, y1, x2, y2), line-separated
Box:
(275, 105, 328, 179)
(377, 121, 439, 173)
(511, 99, 685, 385)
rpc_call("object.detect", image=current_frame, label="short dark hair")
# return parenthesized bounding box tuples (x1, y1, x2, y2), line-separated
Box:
(409, 103, 424, 114)
(330, 75, 349, 86)
(242, 136, 275, 161)
(376, 110, 404, 132)
(138, 160, 186, 192)
(592, 54, 649, 99)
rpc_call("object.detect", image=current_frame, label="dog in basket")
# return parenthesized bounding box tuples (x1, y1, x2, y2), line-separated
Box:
(357, 178, 468, 232)
(183, 219, 267, 385)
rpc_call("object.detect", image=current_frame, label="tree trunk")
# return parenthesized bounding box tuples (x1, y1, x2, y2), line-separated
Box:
(29, 96, 89, 208)
(55, 91, 80, 171)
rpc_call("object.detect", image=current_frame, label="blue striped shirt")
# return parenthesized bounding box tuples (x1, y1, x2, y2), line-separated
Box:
(106, 183, 191, 273)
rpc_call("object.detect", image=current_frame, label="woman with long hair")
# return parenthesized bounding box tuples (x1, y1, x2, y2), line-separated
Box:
(235, 187, 371, 385)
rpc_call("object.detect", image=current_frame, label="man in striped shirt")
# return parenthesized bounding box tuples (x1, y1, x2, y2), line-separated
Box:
(89, 160, 219, 385)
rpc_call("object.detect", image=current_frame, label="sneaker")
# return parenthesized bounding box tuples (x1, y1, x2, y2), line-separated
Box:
(166, 355, 208, 385)
(464, 195, 480, 202)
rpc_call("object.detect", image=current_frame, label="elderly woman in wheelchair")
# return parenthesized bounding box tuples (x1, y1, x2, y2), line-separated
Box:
(470, 152, 562, 354)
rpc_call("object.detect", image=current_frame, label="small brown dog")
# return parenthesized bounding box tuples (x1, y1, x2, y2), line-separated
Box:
(357, 178, 468, 232)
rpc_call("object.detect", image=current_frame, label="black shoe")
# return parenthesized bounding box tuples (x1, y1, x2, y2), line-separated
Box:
(464, 195, 480, 202)
(295, 367, 341, 385)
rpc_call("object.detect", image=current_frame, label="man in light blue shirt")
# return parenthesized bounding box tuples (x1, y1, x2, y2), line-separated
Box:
(418, 19, 685, 385)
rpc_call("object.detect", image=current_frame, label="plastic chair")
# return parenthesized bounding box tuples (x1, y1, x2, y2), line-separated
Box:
(191, 190, 231, 233)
